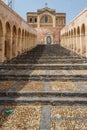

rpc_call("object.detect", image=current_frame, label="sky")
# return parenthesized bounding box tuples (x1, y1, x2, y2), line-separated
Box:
(3, 0, 87, 24)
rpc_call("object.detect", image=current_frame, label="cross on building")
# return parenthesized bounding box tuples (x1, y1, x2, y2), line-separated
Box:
(45, 2, 48, 7)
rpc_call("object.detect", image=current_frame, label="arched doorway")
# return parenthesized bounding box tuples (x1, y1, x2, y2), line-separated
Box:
(5, 22, 11, 60)
(0, 20, 3, 62)
(46, 36, 51, 45)
(12, 25, 17, 57)
(77, 26, 80, 52)
(18, 28, 21, 54)
(81, 24, 85, 55)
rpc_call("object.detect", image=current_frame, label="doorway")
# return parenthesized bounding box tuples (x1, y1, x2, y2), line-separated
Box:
(46, 36, 51, 45)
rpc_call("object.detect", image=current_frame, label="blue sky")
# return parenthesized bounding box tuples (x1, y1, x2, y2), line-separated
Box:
(3, 0, 87, 24)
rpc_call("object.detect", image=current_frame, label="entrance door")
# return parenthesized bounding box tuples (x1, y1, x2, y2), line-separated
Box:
(46, 36, 51, 45)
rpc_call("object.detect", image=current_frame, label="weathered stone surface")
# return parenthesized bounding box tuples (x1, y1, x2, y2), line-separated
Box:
(51, 105, 87, 130)
(0, 105, 41, 130)
(61, 8, 87, 58)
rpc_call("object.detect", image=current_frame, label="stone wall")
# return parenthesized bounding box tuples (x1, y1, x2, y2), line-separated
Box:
(36, 26, 64, 44)
(27, 7, 66, 44)
(0, 0, 37, 62)
(61, 8, 87, 57)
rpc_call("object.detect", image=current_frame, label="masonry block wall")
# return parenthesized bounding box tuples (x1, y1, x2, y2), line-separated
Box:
(36, 27, 62, 44)
(0, 0, 37, 63)
(61, 8, 87, 57)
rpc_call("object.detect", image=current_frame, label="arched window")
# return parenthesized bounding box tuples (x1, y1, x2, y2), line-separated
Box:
(35, 18, 37, 22)
(45, 16, 48, 23)
(30, 18, 32, 23)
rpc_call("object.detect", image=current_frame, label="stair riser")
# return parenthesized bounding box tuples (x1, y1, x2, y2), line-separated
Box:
(0, 100, 87, 105)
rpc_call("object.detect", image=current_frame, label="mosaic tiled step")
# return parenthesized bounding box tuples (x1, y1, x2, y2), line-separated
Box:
(0, 97, 87, 105)
(0, 91, 87, 98)
(16, 81, 45, 91)
(0, 74, 87, 81)
(72, 70, 87, 75)
(0, 81, 15, 91)
(1, 64, 87, 70)
(14, 80, 80, 92)
(50, 81, 79, 91)
(79, 82, 87, 90)
(15, 56, 81, 59)
(7, 59, 87, 64)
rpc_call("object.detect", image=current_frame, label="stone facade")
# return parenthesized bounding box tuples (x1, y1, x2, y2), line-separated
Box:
(61, 8, 87, 57)
(0, 0, 37, 63)
(27, 7, 66, 44)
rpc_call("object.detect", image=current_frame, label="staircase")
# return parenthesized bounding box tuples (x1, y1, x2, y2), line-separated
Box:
(0, 44, 87, 105)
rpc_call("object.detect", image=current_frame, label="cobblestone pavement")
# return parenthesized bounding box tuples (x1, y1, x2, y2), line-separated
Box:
(0, 105, 87, 130)
(0, 45, 87, 130)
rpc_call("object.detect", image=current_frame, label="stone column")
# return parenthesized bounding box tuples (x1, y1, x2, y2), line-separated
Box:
(19, 35, 22, 54)
(80, 33, 82, 55)
(67, 36, 69, 49)
(76, 33, 78, 53)
(53, 16, 56, 27)
(10, 32, 13, 59)
(37, 16, 40, 28)
(0, 36, 5, 62)
(14, 34, 18, 57)
(85, 30, 87, 57)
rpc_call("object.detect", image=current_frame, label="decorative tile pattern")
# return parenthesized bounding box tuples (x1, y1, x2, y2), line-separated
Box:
(51, 106, 87, 130)
(0, 81, 15, 91)
(0, 105, 41, 130)
(50, 81, 79, 91)
(72, 70, 87, 75)
(29, 70, 45, 75)
(16, 81, 44, 91)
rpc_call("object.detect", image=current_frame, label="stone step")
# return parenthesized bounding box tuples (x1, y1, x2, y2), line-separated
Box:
(7, 59, 87, 64)
(0, 74, 87, 81)
(15, 56, 81, 59)
(0, 64, 87, 70)
(0, 97, 87, 105)
(11, 58, 85, 61)
(14, 55, 79, 59)
(0, 91, 87, 97)
(28, 55, 79, 58)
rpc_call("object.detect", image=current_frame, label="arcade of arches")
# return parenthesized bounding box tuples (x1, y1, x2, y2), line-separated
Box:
(0, 0, 37, 63)
(61, 8, 87, 57)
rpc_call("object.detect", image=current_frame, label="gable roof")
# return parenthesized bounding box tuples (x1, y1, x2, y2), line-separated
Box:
(37, 7, 56, 15)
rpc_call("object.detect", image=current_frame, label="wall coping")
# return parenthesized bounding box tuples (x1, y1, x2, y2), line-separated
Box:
(62, 7, 87, 31)
(0, 0, 37, 35)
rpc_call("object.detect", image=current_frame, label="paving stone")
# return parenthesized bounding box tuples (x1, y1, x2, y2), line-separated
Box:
(0, 105, 41, 130)
(50, 70, 63, 75)
(50, 81, 79, 91)
(67, 70, 86, 91)
(0, 105, 4, 112)
(16, 81, 44, 91)
(0, 81, 15, 91)
(8, 81, 22, 91)
(40, 105, 51, 130)
(44, 82, 50, 91)
(72, 70, 87, 75)
(51, 105, 87, 130)
(29, 70, 45, 75)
